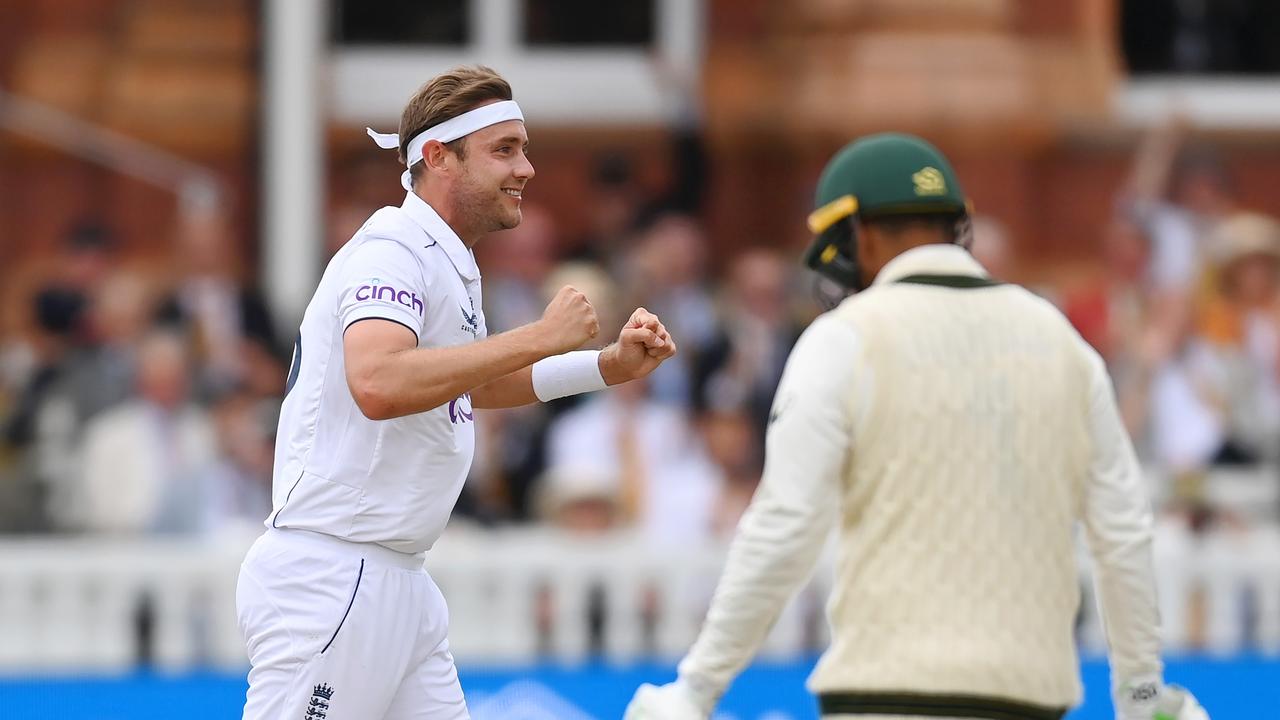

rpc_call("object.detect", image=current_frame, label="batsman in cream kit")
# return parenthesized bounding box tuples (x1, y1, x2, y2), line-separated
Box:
(236, 66, 676, 720)
(625, 135, 1210, 720)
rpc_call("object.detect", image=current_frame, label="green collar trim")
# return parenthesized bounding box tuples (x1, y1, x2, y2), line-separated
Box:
(894, 273, 1001, 288)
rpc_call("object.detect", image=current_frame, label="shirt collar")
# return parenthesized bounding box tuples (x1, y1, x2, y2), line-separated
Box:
(401, 192, 480, 281)
(871, 244, 988, 287)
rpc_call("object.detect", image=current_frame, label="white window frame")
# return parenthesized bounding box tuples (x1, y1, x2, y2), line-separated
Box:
(330, 0, 703, 126)
(1117, 76, 1280, 129)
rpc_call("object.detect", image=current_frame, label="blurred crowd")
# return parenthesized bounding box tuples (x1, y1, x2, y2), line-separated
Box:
(1054, 119, 1280, 651)
(0, 195, 283, 536)
(2, 123, 1279, 584)
(1058, 120, 1280, 535)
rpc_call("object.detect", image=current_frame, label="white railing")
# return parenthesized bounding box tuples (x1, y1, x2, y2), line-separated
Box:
(0, 524, 1277, 672)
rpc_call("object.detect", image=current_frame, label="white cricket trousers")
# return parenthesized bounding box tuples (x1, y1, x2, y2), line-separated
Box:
(237, 528, 468, 720)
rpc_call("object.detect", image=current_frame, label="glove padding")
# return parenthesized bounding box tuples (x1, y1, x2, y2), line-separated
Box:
(1115, 678, 1209, 720)
(624, 682, 710, 720)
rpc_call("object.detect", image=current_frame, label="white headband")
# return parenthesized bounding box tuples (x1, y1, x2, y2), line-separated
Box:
(367, 100, 525, 191)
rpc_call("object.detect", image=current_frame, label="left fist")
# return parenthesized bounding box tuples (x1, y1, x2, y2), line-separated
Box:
(600, 307, 677, 385)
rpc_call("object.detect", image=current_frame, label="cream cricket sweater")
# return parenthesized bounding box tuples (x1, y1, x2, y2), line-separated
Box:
(678, 245, 1162, 710)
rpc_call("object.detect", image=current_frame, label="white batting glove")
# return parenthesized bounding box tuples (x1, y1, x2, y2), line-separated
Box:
(1115, 676, 1209, 720)
(624, 681, 712, 720)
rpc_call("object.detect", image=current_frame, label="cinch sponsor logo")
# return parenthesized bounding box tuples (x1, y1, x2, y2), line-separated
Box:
(448, 393, 474, 425)
(356, 282, 424, 316)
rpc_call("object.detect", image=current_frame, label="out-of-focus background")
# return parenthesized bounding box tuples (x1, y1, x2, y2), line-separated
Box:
(1, 0, 1280, 717)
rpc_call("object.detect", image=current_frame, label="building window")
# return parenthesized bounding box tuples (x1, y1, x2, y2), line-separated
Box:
(522, 0, 654, 47)
(328, 0, 700, 125)
(1120, 0, 1280, 75)
(333, 0, 469, 46)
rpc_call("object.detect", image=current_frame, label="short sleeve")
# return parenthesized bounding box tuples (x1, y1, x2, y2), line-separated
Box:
(337, 239, 429, 341)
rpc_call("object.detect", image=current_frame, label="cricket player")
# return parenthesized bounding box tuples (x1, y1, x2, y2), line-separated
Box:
(625, 134, 1208, 720)
(236, 65, 676, 720)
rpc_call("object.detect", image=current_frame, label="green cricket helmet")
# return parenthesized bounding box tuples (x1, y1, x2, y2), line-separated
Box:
(804, 132, 971, 290)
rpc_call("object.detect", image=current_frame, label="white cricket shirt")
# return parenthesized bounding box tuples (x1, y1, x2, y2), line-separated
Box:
(267, 192, 487, 554)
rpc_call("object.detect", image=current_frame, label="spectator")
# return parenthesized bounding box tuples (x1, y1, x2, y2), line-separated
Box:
(624, 214, 719, 407)
(198, 387, 276, 535)
(1063, 216, 1170, 439)
(567, 152, 645, 266)
(467, 260, 619, 522)
(544, 261, 623, 337)
(1146, 217, 1280, 653)
(545, 376, 722, 547)
(1120, 118, 1236, 298)
(480, 202, 559, 334)
(1141, 212, 1280, 475)
(18, 269, 162, 528)
(697, 406, 762, 539)
(3, 289, 86, 449)
(535, 465, 623, 535)
(2, 219, 119, 455)
(693, 249, 802, 440)
(156, 201, 282, 400)
(1185, 212, 1280, 464)
(0, 288, 85, 532)
(71, 269, 160, 420)
(76, 330, 217, 534)
(532, 465, 626, 656)
(61, 219, 118, 298)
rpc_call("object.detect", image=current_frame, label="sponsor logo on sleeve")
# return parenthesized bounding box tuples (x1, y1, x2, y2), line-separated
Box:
(355, 278, 424, 316)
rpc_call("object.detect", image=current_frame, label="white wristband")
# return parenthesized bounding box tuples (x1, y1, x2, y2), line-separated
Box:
(531, 350, 608, 402)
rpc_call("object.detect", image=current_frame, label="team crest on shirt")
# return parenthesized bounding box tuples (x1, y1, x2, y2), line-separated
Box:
(460, 297, 480, 336)
(304, 684, 333, 719)
(449, 393, 474, 425)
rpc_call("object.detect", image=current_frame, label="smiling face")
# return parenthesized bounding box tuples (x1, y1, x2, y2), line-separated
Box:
(448, 119, 534, 236)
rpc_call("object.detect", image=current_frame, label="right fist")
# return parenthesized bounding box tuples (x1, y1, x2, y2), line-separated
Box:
(539, 285, 600, 354)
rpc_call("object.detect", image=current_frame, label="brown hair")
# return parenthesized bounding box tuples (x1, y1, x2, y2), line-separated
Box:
(399, 65, 513, 184)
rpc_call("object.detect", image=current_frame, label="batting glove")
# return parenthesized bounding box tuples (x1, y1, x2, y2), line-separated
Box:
(1115, 676, 1209, 720)
(624, 680, 712, 720)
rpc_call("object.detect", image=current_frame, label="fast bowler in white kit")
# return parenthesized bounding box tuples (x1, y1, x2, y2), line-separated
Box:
(236, 65, 676, 720)
(625, 135, 1208, 720)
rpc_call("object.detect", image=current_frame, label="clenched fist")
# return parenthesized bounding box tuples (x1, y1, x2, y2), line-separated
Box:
(599, 307, 678, 385)
(537, 285, 600, 355)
